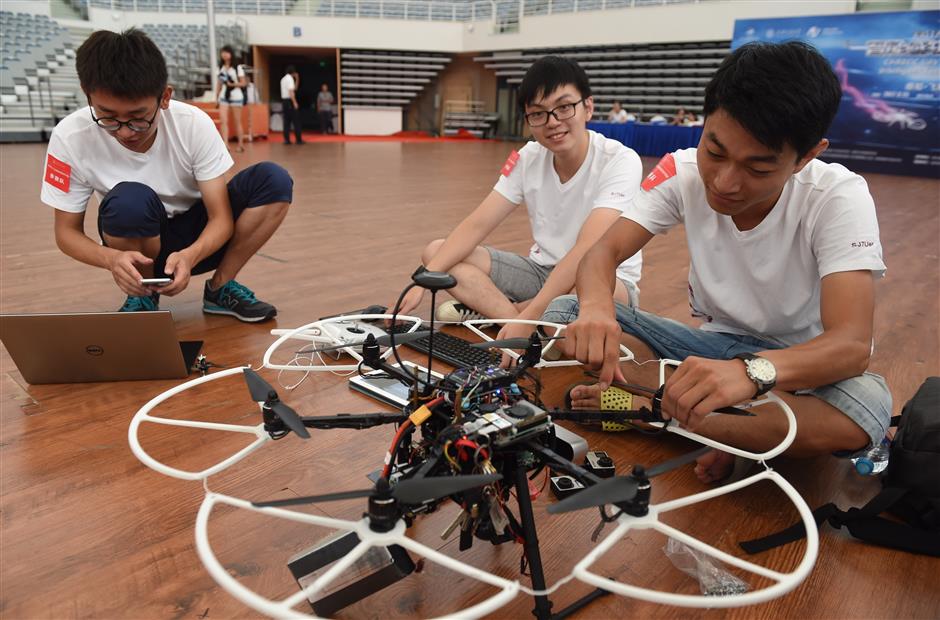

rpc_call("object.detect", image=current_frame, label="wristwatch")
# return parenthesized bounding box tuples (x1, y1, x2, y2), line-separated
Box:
(734, 352, 776, 397)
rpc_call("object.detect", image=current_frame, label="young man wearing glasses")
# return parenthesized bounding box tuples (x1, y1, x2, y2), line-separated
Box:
(41, 29, 291, 321)
(392, 56, 643, 348)
(549, 42, 890, 483)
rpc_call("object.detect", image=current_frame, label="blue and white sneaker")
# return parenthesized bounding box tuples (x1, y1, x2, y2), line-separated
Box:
(119, 293, 159, 312)
(203, 280, 276, 322)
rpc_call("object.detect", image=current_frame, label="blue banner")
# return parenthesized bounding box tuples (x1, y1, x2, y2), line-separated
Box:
(733, 11, 940, 178)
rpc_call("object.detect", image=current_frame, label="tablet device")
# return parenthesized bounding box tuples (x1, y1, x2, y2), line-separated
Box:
(348, 361, 444, 408)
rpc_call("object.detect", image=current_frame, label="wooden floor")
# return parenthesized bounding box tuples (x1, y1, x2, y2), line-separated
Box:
(1, 138, 938, 620)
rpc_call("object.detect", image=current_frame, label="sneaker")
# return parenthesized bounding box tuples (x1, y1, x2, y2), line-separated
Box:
(435, 300, 487, 323)
(119, 293, 159, 312)
(203, 280, 276, 322)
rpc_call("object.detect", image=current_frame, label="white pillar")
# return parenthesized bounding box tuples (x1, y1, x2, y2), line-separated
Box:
(207, 0, 218, 98)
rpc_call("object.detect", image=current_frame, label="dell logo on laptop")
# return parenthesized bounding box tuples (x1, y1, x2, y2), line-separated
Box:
(85, 345, 104, 356)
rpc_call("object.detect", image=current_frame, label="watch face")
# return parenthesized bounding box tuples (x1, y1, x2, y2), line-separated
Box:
(748, 357, 776, 383)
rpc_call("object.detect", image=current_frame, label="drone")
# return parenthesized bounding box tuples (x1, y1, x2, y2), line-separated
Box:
(129, 269, 819, 619)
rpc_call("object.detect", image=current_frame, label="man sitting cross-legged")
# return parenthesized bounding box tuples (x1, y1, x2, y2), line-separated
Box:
(42, 29, 290, 321)
(545, 42, 892, 483)
(391, 56, 643, 348)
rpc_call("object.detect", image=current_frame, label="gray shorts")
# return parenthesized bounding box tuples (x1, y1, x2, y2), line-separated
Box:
(487, 247, 638, 306)
(542, 295, 892, 451)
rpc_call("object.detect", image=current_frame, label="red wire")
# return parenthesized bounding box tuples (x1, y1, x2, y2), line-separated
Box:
(381, 397, 444, 478)
(382, 419, 412, 478)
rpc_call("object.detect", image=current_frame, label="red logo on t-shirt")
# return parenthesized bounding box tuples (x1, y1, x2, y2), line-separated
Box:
(641, 153, 676, 191)
(500, 150, 520, 177)
(45, 154, 71, 193)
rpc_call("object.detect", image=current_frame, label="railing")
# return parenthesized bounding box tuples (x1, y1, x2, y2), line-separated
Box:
(88, 0, 699, 21)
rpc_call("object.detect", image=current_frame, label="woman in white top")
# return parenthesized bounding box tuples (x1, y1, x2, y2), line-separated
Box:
(216, 45, 247, 152)
(607, 101, 628, 123)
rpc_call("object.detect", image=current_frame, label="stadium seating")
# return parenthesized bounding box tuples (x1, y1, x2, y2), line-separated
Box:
(340, 50, 450, 108)
(475, 40, 729, 121)
(139, 22, 246, 99)
(0, 12, 81, 142)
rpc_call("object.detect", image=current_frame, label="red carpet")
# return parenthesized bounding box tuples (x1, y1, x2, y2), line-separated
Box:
(271, 130, 493, 143)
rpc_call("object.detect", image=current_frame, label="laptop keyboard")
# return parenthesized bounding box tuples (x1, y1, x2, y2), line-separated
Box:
(387, 325, 497, 369)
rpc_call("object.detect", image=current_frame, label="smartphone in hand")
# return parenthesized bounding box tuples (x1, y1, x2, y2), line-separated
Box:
(141, 278, 173, 286)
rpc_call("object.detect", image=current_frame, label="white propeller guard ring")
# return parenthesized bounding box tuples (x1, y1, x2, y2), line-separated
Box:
(263, 314, 423, 373)
(462, 318, 634, 368)
(129, 366, 271, 481)
(571, 468, 818, 607)
(195, 492, 521, 619)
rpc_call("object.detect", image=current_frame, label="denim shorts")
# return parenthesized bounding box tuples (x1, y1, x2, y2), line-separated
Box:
(487, 247, 638, 307)
(542, 294, 892, 449)
(98, 161, 292, 277)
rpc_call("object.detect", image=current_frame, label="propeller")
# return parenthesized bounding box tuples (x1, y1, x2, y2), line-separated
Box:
(301, 330, 432, 355)
(253, 473, 502, 508)
(243, 368, 311, 439)
(471, 334, 565, 350)
(547, 446, 711, 514)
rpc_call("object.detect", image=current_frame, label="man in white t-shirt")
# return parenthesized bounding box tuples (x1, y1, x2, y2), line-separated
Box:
(280, 66, 303, 145)
(43, 29, 292, 321)
(549, 41, 892, 482)
(392, 55, 643, 351)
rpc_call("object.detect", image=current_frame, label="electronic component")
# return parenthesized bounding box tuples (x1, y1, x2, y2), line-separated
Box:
(584, 450, 616, 478)
(461, 400, 551, 448)
(288, 531, 415, 617)
(550, 475, 585, 500)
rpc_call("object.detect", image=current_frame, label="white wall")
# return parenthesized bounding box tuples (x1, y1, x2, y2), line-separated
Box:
(462, 0, 859, 50)
(3, 0, 51, 16)
(88, 6, 212, 29)
(225, 0, 860, 52)
(240, 15, 466, 52)
(88, 0, 863, 51)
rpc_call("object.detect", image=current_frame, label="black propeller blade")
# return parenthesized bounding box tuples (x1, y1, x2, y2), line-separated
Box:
(547, 446, 713, 514)
(393, 474, 502, 504)
(471, 335, 565, 350)
(252, 473, 502, 509)
(645, 446, 712, 478)
(243, 368, 311, 439)
(302, 330, 432, 354)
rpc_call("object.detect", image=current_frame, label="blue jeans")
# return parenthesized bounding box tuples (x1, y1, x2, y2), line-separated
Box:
(542, 295, 892, 449)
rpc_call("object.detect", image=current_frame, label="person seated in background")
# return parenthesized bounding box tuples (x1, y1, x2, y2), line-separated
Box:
(670, 106, 689, 125)
(391, 55, 644, 349)
(607, 101, 628, 123)
(43, 29, 291, 321)
(544, 41, 891, 484)
(648, 113, 668, 124)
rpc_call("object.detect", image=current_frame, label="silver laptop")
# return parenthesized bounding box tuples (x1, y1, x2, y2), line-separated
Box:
(0, 311, 202, 384)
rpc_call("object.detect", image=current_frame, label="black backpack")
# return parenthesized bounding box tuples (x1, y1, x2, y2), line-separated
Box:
(740, 376, 940, 557)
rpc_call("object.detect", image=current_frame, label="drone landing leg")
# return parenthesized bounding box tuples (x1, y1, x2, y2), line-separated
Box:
(512, 456, 553, 620)
(549, 586, 612, 620)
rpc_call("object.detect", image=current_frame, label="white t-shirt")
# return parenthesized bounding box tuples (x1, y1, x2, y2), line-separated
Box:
(40, 100, 233, 217)
(218, 64, 245, 103)
(493, 130, 644, 288)
(608, 109, 628, 123)
(280, 73, 295, 100)
(625, 148, 886, 346)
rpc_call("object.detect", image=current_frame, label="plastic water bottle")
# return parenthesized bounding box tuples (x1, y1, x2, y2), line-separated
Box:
(852, 436, 890, 475)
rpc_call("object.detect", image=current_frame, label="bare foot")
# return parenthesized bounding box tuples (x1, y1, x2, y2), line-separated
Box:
(569, 383, 603, 409)
(693, 449, 735, 484)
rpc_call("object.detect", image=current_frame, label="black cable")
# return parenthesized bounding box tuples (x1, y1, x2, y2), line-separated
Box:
(388, 282, 435, 394)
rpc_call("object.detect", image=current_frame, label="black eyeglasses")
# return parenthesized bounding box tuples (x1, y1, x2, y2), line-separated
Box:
(90, 97, 161, 133)
(524, 99, 585, 127)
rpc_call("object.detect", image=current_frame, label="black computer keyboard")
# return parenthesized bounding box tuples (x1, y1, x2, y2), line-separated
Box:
(386, 326, 497, 369)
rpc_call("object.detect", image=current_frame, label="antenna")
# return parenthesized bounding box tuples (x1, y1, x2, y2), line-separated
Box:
(410, 268, 457, 392)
